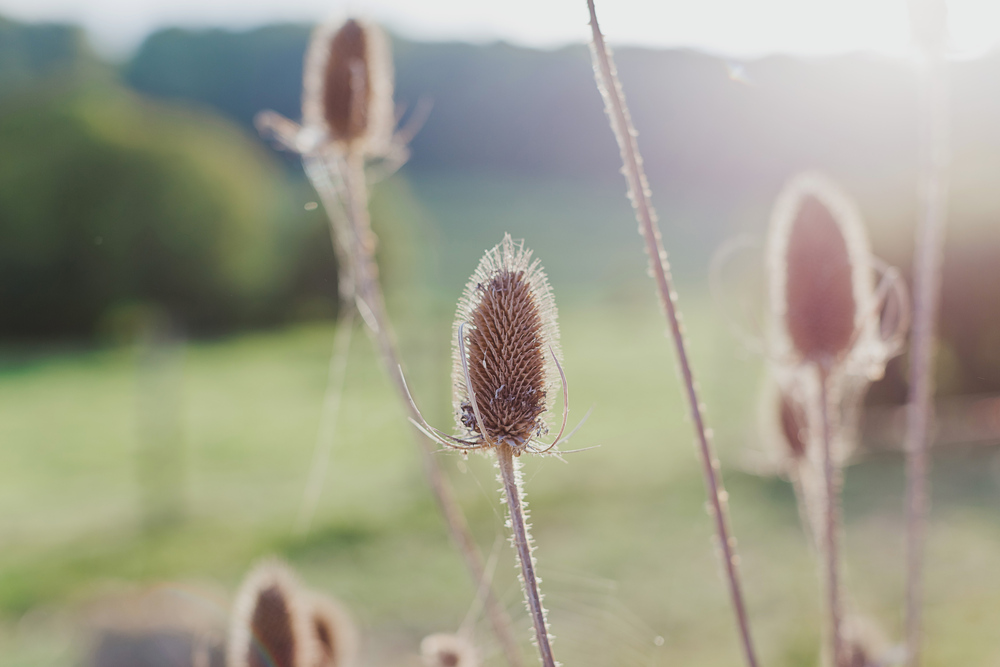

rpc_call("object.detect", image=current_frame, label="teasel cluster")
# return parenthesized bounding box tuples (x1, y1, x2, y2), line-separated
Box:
(407, 235, 583, 667)
(254, 17, 523, 667)
(762, 173, 909, 667)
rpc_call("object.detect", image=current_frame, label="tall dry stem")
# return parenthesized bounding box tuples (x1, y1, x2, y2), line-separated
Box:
(904, 2, 950, 665)
(585, 2, 758, 665)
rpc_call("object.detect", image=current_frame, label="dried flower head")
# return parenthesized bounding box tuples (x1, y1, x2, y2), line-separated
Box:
(228, 560, 316, 667)
(302, 17, 394, 154)
(766, 173, 878, 371)
(420, 633, 479, 667)
(451, 234, 563, 454)
(306, 592, 358, 667)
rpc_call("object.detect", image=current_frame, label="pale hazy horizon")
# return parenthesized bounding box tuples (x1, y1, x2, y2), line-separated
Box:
(0, 0, 997, 60)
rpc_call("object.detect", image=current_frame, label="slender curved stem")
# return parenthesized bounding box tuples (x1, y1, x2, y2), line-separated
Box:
(313, 152, 524, 667)
(585, 2, 758, 665)
(904, 44, 950, 667)
(496, 446, 556, 667)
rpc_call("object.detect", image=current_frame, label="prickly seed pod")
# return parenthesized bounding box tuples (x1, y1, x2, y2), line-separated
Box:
(766, 173, 878, 371)
(228, 560, 317, 667)
(302, 17, 394, 154)
(420, 633, 479, 667)
(451, 234, 562, 453)
(306, 592, 359, 667)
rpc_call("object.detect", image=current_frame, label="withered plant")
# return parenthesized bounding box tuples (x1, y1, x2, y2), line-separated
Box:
(585, 2, 758, 665)
(255, 17, 522, 667)
(406, 235, 583, 667)
(764, 173, 908, 667)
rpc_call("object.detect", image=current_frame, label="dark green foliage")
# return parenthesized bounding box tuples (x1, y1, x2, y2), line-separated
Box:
(0, 17, 93, 94)
(0, 82, 337, 338)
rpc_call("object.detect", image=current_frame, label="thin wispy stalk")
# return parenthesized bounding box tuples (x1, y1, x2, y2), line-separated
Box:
(585, 3, 758, 665)
(296, 306, 355, 535)
(904, 2, 950, 663)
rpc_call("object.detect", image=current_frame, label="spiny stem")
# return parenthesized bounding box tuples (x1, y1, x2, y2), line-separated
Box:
(585, 3, 758, 666)
(496, 445, 556, 667)
(296, 305, 356, 535)
(321, 152, 525, 667)
(904, 45, 950, 667)
(819, 368, 844, 667)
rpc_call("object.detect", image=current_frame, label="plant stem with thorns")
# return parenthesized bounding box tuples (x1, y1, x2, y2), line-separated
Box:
(819, 368, 844, 667)
(586, 2, 758, 665)
(496, 446, 555, 667)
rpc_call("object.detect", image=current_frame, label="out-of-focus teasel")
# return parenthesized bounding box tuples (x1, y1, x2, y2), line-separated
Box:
(420, 633, 480, 667)
(228, 560, 359, 667)
(253, 19, 523, 667)
(405, 235, 587, 667)
(228, 561, 316, 667)
(764, 172, 908, 667)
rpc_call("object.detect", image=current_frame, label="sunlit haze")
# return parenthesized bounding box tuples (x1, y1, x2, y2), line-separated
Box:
(0, 0, 997, 59)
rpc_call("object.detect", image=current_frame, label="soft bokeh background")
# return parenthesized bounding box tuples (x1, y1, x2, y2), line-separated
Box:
(2, 3, 1000, 666)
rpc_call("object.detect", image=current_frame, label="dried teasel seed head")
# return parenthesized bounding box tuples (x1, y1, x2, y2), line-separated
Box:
(228, 560, 317, 667)
(452, 234, 561, 452)
(766, 173, 877, 370)
(420, 633, 479, 667)
(306, 592, 359, 667)
(302, 17, 394, 154)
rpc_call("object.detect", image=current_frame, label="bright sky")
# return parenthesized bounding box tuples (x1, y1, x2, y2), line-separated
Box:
(0, 0, 997, 59)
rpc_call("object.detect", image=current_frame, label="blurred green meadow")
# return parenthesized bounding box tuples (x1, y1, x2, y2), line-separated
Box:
(3, 171, 1000, 667)
(4, 11, 1000, 667)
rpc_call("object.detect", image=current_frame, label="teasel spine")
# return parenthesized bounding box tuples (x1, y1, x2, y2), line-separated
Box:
(904, 1, 951, 664)
(585, 3, 759, 666)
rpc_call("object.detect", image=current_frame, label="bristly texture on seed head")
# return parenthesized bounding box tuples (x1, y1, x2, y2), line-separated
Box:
(228, 560, 317, 667)
(302, 17, 394, 155)
(420, 633, 479, 667)
(452, 234, 561, 452)
(306, 591, 359, 667)
(766, 172, 877, 371)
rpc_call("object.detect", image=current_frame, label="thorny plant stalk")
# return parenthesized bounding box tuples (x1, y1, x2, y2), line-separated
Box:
(818, 369, 844, 667)
(585, 2, 759, 665)
(904, 2, 950, 664)
(497, 447, 554, 667)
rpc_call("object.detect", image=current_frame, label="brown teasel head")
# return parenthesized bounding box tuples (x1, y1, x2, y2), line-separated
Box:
(306, 592, 358, 667)
(766, 173, 876, 370)
(420, 633, 480, 667)
(302, 17, 394, 154)
(452, 234, 561, 453)
(227, 560, 317, 667)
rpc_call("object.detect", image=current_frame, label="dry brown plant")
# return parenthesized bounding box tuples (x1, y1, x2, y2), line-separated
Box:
(253, 17, 523, 667)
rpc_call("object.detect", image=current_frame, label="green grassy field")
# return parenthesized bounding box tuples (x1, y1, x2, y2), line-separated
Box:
(3, 172, 1000, 666)
(3, 296, 1000, 666)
